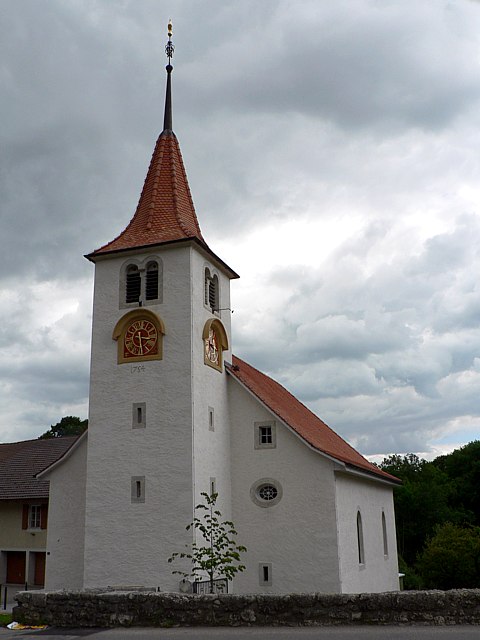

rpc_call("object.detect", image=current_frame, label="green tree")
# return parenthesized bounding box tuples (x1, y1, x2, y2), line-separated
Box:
(433, 441, 480, 527)
(380, 454, 459, 565)
(416, 522, 480, 589)
(168, 492, 247, 593)
(38, 416, 88, 439)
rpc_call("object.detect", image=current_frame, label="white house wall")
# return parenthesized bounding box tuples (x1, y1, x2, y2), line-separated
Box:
(44, 436, 87, 590)
(229, 379, 341, 594)
(335, 472, 399, 593)
(83, 247, 195, 590)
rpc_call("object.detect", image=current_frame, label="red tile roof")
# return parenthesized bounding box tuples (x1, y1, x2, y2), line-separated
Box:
(227, 356, 400, 484)
(0, 437, 79, 500)
(89, 130, 204, 257)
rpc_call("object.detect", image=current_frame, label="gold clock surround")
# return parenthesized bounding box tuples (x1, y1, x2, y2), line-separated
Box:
(113, 310, 166, 364)
(202, 318, 228, 372)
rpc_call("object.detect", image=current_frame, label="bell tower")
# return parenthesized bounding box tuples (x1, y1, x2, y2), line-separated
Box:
(82, 23, 239, 589)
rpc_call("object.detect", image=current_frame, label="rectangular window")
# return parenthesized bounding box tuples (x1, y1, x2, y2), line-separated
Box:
(132, 403, 146, 429)
(131, 476, 145, 503)
(29, 505, 41, 529)
(208, 407, 215, 432)
(254, 421, 276, 450)
(210, 477, 217, 496)
(259, 563, 272, 586)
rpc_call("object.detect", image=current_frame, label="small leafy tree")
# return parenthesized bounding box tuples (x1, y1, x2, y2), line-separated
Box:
(168, 492, 247, 593)
(38, 416, 88, 439)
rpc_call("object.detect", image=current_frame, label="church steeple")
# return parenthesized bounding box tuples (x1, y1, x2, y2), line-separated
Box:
(87, 22, 207, 259)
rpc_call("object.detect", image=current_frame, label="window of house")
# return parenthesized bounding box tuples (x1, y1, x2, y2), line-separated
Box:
(382, 511, 388, 557)
(259, 563, 272, 586)
(132, 403, 146, 429)
(254, 421, 276, 449)
(131, 476, 145, 503)
(204, 268, 219, 313)
(29, 505, 41, 529)
(357, 510, 365, 565)
(22, 504, 47, 530)
(250, 478, 283, 508)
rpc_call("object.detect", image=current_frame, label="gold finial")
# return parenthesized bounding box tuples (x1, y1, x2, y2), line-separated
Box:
(168, 20, 173, 38)
(165, 20, 174, 62)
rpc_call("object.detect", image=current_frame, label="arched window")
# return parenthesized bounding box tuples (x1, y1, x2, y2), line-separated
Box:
(204, 268, 219, 313)
(126, 265, 141, 303)
(145, 261, 159, 301)
(357, 510, 365, 565)
(121, 258, 162, 308)
(382, 512, 388, 557)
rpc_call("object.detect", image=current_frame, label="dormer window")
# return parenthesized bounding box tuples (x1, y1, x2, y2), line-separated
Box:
(121, 258, 163, 308)
(126, 265, 141, 303)
(204, 268, 219, 313)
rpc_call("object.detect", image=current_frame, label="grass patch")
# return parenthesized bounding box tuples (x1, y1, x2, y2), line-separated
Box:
(0, 613, 13, 626)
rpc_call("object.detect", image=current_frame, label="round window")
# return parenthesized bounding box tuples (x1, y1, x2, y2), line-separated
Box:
(257, 484, 278, 501)
(250, 478, 282, 508)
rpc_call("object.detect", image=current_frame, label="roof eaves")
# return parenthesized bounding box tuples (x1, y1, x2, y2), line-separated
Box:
(85, 237, 240, 279)
(226, 361, 397, 485)
(36, 431, 87, 479)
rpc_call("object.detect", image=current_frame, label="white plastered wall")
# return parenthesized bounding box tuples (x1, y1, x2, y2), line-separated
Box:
(229, 378, 341, 594)
(335, 472, 399, 593)
(83, 246, 195, 590)
(43, 435, 87, 590)
(190, 249, 233, 530)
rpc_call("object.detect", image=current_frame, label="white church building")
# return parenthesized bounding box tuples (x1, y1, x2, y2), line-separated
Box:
(39, 31, 400, 595)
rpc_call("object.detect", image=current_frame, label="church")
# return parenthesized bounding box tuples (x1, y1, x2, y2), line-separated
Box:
(39, 28, 400, 595)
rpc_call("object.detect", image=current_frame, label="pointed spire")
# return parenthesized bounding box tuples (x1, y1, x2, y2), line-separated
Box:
(88, 22, 207, 258)
(163, 20, 174, 132)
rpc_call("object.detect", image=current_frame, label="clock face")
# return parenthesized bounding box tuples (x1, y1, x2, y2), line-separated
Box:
(205, 328, 219, 365)
(123, 318, 158, 359)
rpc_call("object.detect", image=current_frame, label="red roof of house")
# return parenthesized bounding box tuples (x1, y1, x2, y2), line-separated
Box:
(227, 356, 399, 484)
(0, 437, 79, 500)
(89, 130, 204, 257)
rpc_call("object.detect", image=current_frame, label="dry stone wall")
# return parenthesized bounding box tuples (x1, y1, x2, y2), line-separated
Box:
(14, 589, 480, 627)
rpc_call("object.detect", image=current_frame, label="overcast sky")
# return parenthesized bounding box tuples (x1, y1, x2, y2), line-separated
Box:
(1, 0, 480, 461)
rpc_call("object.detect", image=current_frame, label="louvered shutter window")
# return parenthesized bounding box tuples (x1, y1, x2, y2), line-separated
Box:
(126, 265, 141, 303)
(145, 262, 159, 300)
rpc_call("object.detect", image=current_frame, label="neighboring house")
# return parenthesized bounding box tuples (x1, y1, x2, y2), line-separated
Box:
(39, 34, 401, 594)
(0, 437, 77, 587)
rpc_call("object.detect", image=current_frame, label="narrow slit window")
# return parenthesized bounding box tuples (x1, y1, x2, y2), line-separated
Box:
(259, 563, 272, 586)
(126, 265, 141, 303)
(145, 262, 159, 300)
(382, 512, 388, 557)
(357, 510, 365, 565)
(131, 476, 145, 503)
(210, 477, 217, 496)
(208, 407, 214, 432)
(132, 403, 146, 429)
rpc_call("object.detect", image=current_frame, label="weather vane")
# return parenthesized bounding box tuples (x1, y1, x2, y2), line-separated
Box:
(165, 19, 174, 66)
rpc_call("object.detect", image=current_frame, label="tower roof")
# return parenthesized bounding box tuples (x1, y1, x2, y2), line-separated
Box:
(86, 24, 237, 278)
(88, 129, 205, 258)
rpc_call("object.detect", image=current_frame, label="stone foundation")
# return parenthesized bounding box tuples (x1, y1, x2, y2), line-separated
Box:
(14, 589, 480, 627)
